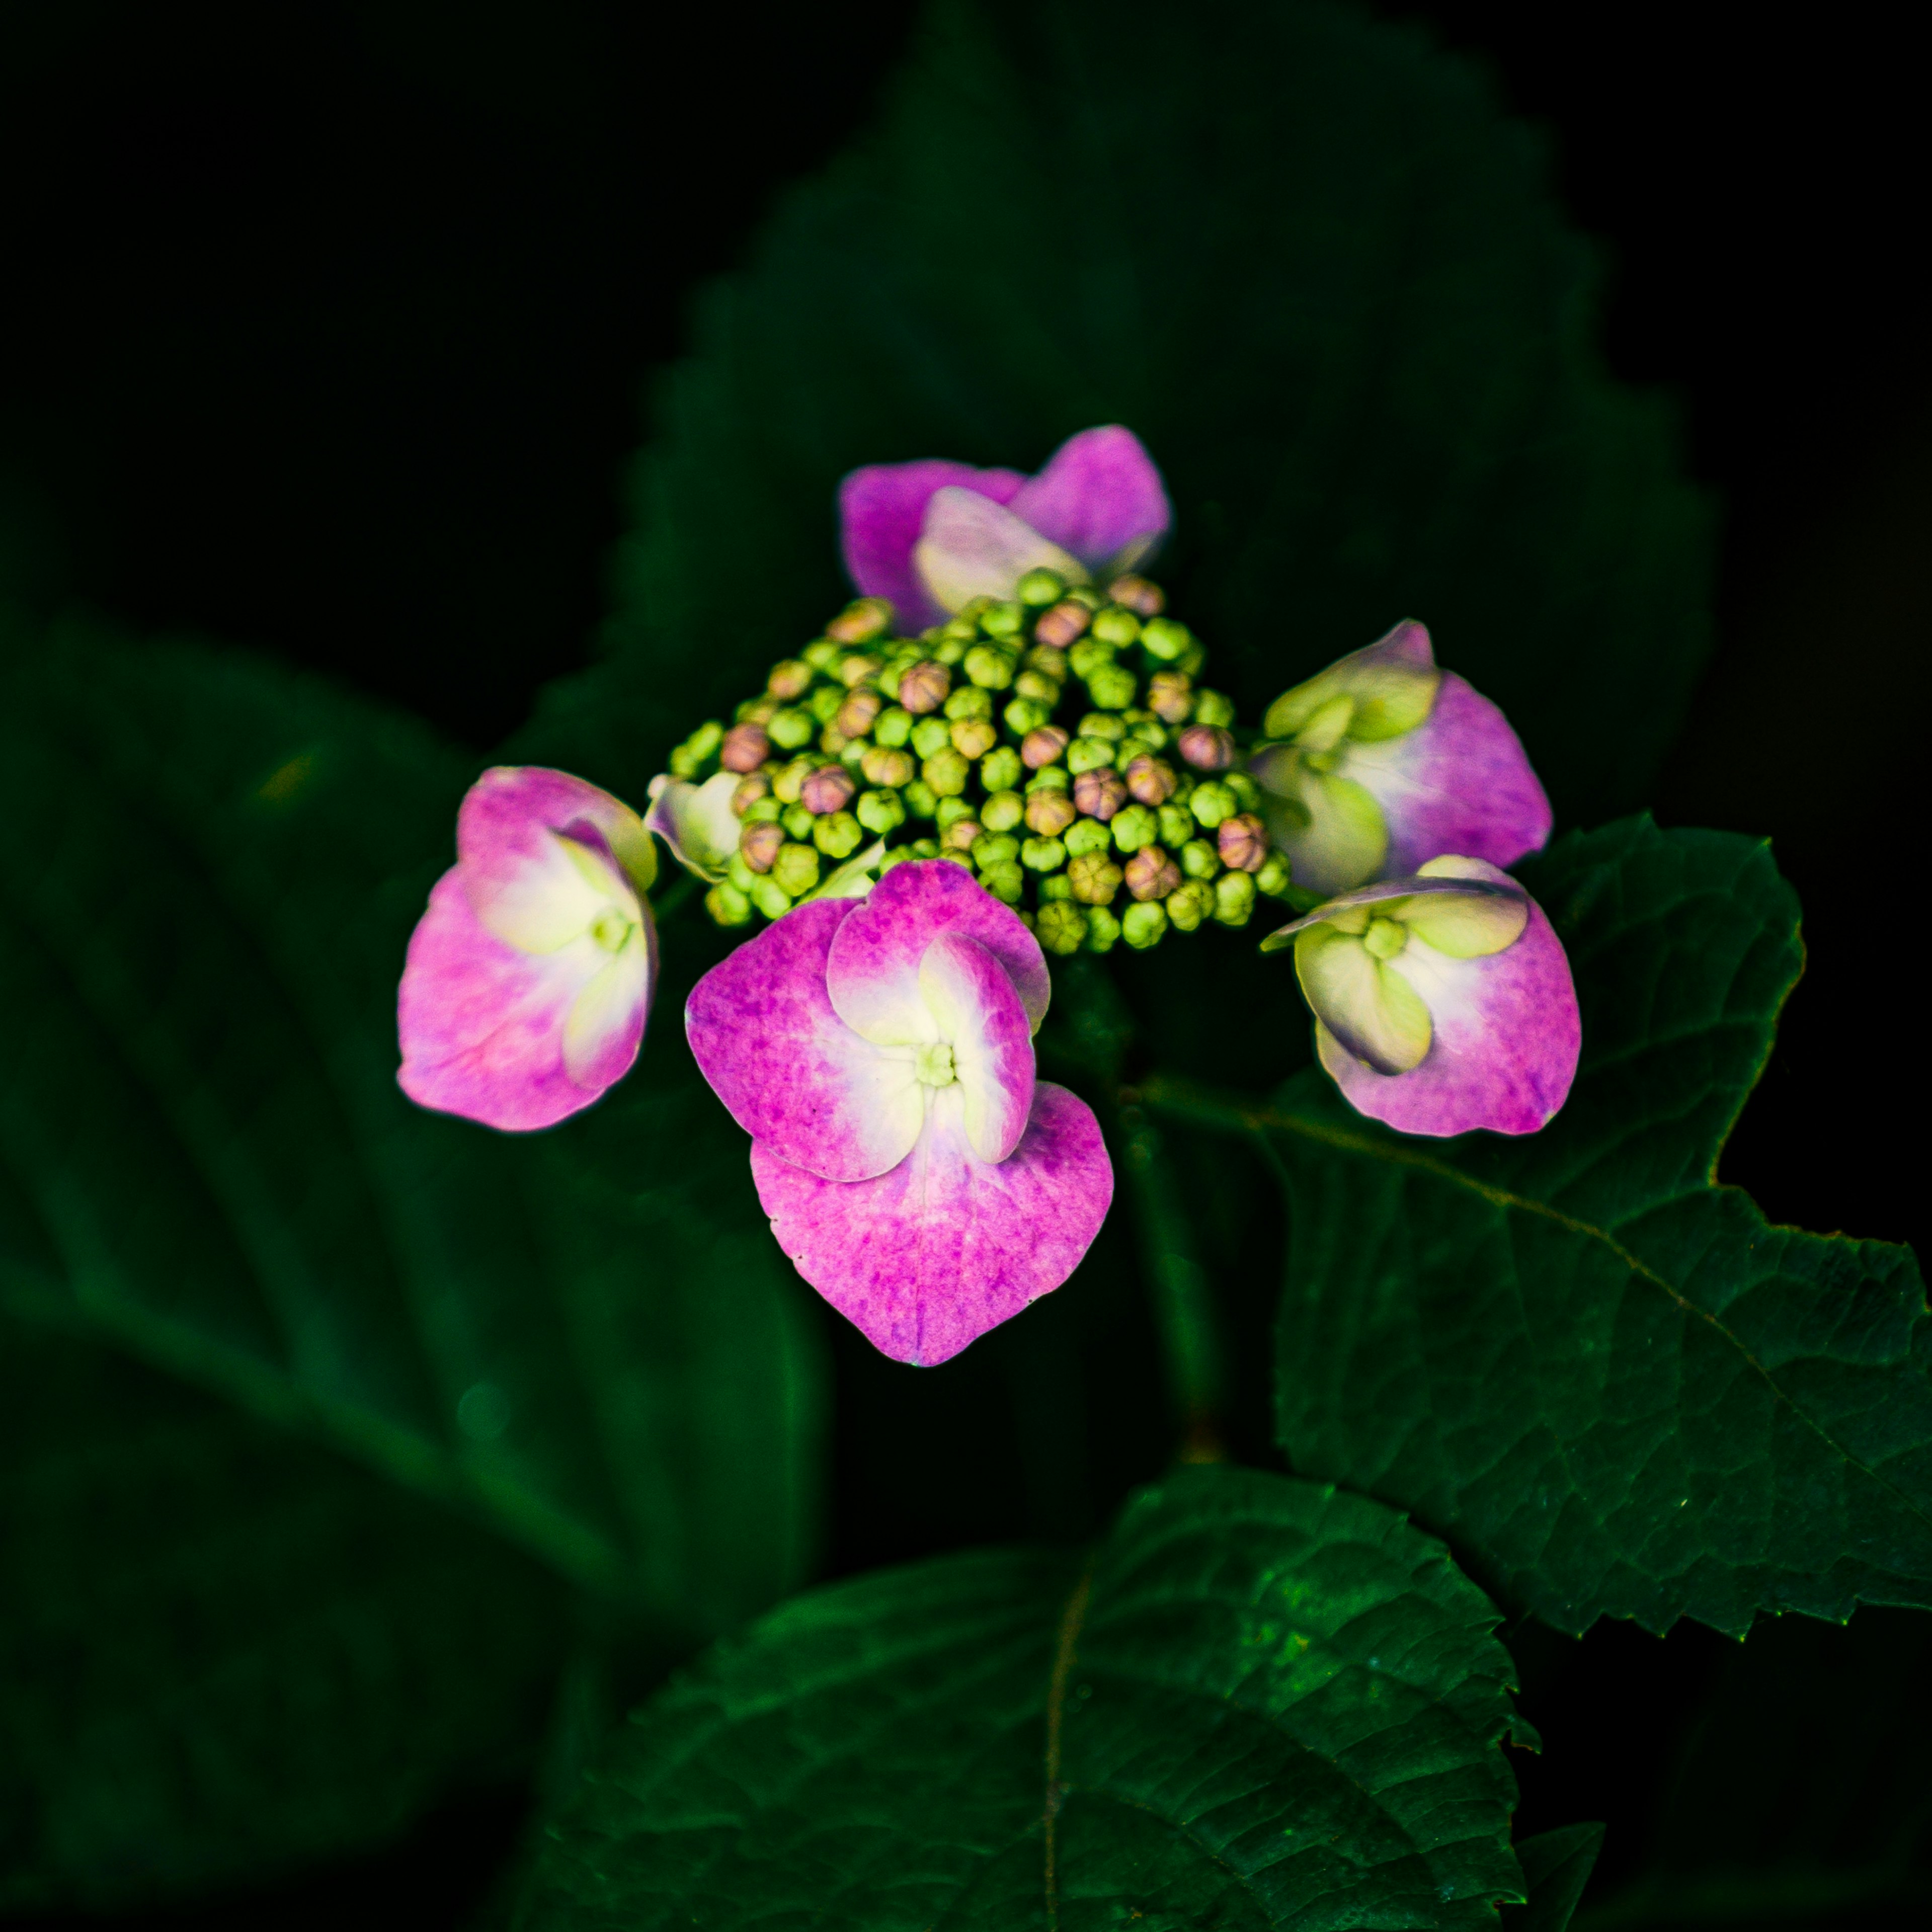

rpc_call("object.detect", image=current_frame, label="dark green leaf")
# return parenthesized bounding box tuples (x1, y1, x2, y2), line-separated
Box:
(1504, 1824, 1603, 1931)
(0, 614, 825, 1899)
(518, 0, 1709, 834)
(516, 1465, 1530, 1931)
(1149, 818, 1931, 1635)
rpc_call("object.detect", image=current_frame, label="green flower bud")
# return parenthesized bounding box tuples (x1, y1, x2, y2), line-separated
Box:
(740, 820, 785, 873)
(1026, 764, 1072, 794)
(1068, 637, 1113, 682)
(980, 862, 1025, 905)
(935, 795, 978, 834)
(1139, 617, 1191, 662)
(1178, 643, 1208, 678)
(942, 612, 982, 640)
(909, 837, 940, 860)
(1123, 717, 1169, 754)
(1069, 850, 1124, 905)
(980, 601, 1026, 639)
(1190, 779, 1238, 828)
(1111, 802, 1159, 853)
(860, 743, 916, 788)
(941, 815, 982, 853)
(1036, 899, 1087, 954)
(750, 875, 792, 921)
(742, 793, 783, 825)
(1025, 788, 1077, 838)
(1159, 802, 1197, 849)
(981, 788, 1025, 833)
(1091, 607, 1142, 646)
(727, 850, 760, 894)
(1017, 568, 1067, 607)
(1076, 711, 1126, 743)
(981, 745, 1022, 794)
(972, 830, 1020, 867)
(771, 842, 821, 898)
(878, 847, 915, 875)
(1066, 735, 1116, 776)
(1084, 904, 1122, 952)
(933, 635, 969, 667)
(1021, 835, 1068, 872)
(825, 596, 894, 643)
(1065, 817, 1112, 858)
(1214, 869, 1257, 926)
(855, 787, 907, 836)
(1124, 845, 1181, 901)
(705, 881, 754, 927)
(1005, 696, 1051, 737)
(768, 707, 816, 750)
(837, 651, 884, 688)
(1013, 668, 1062, 703)
(911, 715, 953, 759)
(1147, 670, 1193, 725)
(767, 659, 815, 700)
(1193, 689, 1237, 728)
(1180, 837, 1221, 879)
(904, 779, 938, 818)
(1256, 852, 1295, 899)
(803, 640, 842, 671)
(814, 811, 864, 860)
(1040, 872, 1073, 901)
(807, 683, 845, 726)
(950, 718, 998, 760)
(1226, 769, 1260, 811)
(874, 704, 914, 747)
(837, 687, 883, 739)
(1122, 900, 1169, 950)
(1087, 663, 1137, 710)
(783, 803, 815, 840)
(944, 684, 994, 723)
(1166, 878, 1214, 931)
(924, 749, 971, 798)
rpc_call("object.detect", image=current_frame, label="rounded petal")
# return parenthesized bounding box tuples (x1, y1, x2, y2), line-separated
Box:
(1342, 673, 1552, 878)
(913, 488, 1088, 616)
(563, 922, 656, 1089)
(1007, 425, 1173, 578)
(457, 765, 656, 929)
(645, 769, 742, 882)
(397, 867, 645, 1132)
(751, 1081, 1113, 1366)
(1315, 874, 1579, 1137)
(918, 931, 1034, 1163)
(838, 458, 1027, 635)
(827, 859, 1051, 1044)
(685, 900, 924, 1183)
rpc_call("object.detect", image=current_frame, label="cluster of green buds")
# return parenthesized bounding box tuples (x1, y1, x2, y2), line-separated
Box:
(663, 571, 1300, 953)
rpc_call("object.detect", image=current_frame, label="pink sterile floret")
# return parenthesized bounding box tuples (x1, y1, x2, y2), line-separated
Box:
(685, 861, 1113, 1365)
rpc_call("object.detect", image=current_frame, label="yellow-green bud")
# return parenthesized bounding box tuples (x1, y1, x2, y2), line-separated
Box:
(1040, 872, 1073, 901)
(1021, 835, 1068, 872)
(1190, 780, 1238, 828)
(1180, 837, 1221, 879)
(934, 795, 977, 834)
(1069, 851, 1123, 905)
(981, 600, 1025, 638)
(1213, 870, 1256, 926)
(767, 659, 815, 700)
(1084, 905, 1121, 952)
(1091, 607, 1142, 646)
(1111, 803, 1159, 852)
(982, 746, 1022, 793)
(875, 705, 914, 747)
(825, 596, 894, 643)
(742, 793, 783, 825)
(1066, 735, 1116, 776)
(911, 716, 952, 759)
(1026, 764, 1072, 793)
(1036, 899, 1087, 954)
(1065, 817, 1112, 858)
(750, 875, 792, 920)
(933, 635, 969, 666)
(727, 849, 761, 893)
(1226, 769, 1261, 811)
(1014, 668, 1062, 703)
(803, 640, 842, 671)
(950, 718, 998, 759)
(944, 685, 994, 723)
(1025, 788, 1077, 837)
(925, 751, 971, 798)
(973, 830, 1020, 866)
(814, 811, 864, 860)
(769, 708, 816, 750)
(861, 743, 916, 788)
(1193, 689, 1237, 728)
(855, 788, 906, 835)
(1256, 852, 1295, 898)
(1069, 637, 1114, 682)
(1005, 696, 1051, 736)
(783, 803, 815, 840)
(1159, 802, 1197, 848)
(1077, 711, 1126, 742)
(942, 815, 982, 852)
(771, 843, 821, 898)
(1166, 878, 1214, 931)
(705, 882, 754, 926)
(1088, 663, 1137, 710)
(1017, 568, 1066, 607)
(982, 789, 1025, 833)
(904, 779, 938, 818)
(1140, 617, 1191, 662)
(803, 684, 842, 727)
(1122, 900, 1168, 949)
(909, 837, 940, 859)
(980, 862, 1024, 905)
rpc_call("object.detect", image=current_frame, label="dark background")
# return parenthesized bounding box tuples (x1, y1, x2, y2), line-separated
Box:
(2, 1, 1924, 1924)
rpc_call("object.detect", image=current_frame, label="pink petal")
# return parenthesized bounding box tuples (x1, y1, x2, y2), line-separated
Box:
(826, 860, 1051, 1044)
(918, 931, 1034, 1164)
(685, 901, 925, 1184)
(1007, 425, 1172, 578)
(1345, 673, 1553, 878)
(838, 459, 1027, 635)
(751, 1082, 1113, 1366)
(1316, 870, 1579, 1137)
(457, 766, 656, 928)
(397, 867, 650, 1132)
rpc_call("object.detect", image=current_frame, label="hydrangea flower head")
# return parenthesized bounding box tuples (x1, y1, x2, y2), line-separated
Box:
(1250, 622, 1551, 896)
(686, 860, 1113, 1364)
(398, 767, 658, 1132)
(840, 425, 1172, 633)
(1261, 856, 1578, 1136)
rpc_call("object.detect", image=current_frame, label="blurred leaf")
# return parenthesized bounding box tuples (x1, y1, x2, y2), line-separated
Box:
(1505, 1824, 1604, 1931)
(515, 1465, 1531, 1931)
(0, 613, 825, 1902)
(1148, 818, 1932, 1636)
(517, 0, 1709, 834)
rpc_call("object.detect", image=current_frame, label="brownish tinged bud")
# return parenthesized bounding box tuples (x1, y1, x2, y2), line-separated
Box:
(767, 659, 814, 700)
(739, 820, 784, 873)
(1124, 845, 1181, 901)
(800, 765, 856, 816)
(1217, 812, 1268, 872)
(721, 722, 772, 772)
(1067, 851, 1124, 905)
(1124, 754, 1176, 805)
(1107, 575, 1165, 616)
(1147, 672, 1193, 725)
(1032, 601, 1092, 649)
(731, 773, 771, 816)
(826, 596, 894, 643)
(1178, 724, 1236, 771)
(950, 718, 998, 760)
(1021, 725, 1071, 769)
(942, 816, 983, 852)
(860, 743, 915, 787)
(897, 661, 951, 714)
(1024, 788, 1078, 837)
(1072, 767, 1129, 822)
(837, 687, 883, 738)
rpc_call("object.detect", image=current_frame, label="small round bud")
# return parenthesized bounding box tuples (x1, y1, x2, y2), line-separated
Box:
(1025, 642, 1072, 679)
(1107, 575, 1166, 616)
(1017, 568, 1067, 607)
(943, 685, 994, 723)
(980, 862, 1024, 905)
(908, 716, 951, 762)
(669, 719, 725, 775)
(1005, 696, 1051, 737)
(1214, 869, 1257, 927)
(861, 743, 916, 787)
(1087, 663, 1137, 710)
(874, 705, 914, 748)
(1072, 767, 1128, 821)
(1189, 779, 1238, 828)
(943, 610, 981, 639)
(836, 688, 883, 739)
(964, 643, 1016, 690)
(981, 789, 1025, 833)
(1022, 725, 1072, 769)
(1123, 712, 1168, 752)
(923, 748, 970, 797)
(736, 695, 779, 726)
(721, 721, 772, 772)
(1122, 899, 1169, 949)
(898, 661, 951, 714)
(1256, 852, 1295, 898)
(837, 652, 883, 688)
(1036, 900, 1087, 955)
(1065, 817, 1112, 858)
(825, 597, 895, 643)
(1178, 724, 1236, 771)
(1166, 878, 1214, 931)
(1147, 671, 1194, 725)
(1021, 834, 1068, 872)
(1111, 803, 1159, 853)
(1013, 668, 1061, 704)
(767, 659, 814, 700)
(908, 838, 940, 860)
(972, 832, 1020, 870)
(1090, 607, 1142, 647)
(1065, 736, 1114, 776)
(1139, 616, 1191, 661)
(768, 708, 817, 751)
(771, 842, 821, 899)
(1217, 812, 1268, 872)
(1075, 711, 1126, 744)
(1039, 873, 1072, 901)
(1124, 845, 1181, 901)
(1193, 689, 1237, 728)
(1068, 851, 1124, 905)
(1033, 601, 1091, 649)
(1027, 764, 1071, 794)
(1068, 638, 1109, 682)
(801, 765, 855, 816)
(1084, 904, 1121, 952)
(705, 881, 754, 927)
(726, 850, 758, 893)
(1180, 837, 1221, 879)
(981, 746, 1023, 794)
(1226, 769, 1260, 811)
(1160, 802, 1198, 849)
(1025, 788, 1078, 838)
(942, 816, 982, 852)
(741, 794, 782, 826)
(1124, 754, 1176, 804)
(935, 795, 978, 834)
(814, 811, 864, 860)
(783, 803, 815, 840)
(803, 640, 842, 671)
(980, 601, 1025, 639)
(807, 684, 845, 727)
(750, 875, 792, 921)
(950, 718, 998, 760)
(739, 820, 784, 873)
(769, 757, 812, 804)
(855, 787, 907, 835)
(904, 779, 938, 818)
(731, 772, 771, 816)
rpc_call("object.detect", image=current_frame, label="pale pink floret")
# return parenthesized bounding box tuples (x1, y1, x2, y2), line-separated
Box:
(685, 861, 1113, 1365)
(397, 767, 657, 1133)
(839, 426, 1172, 633)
